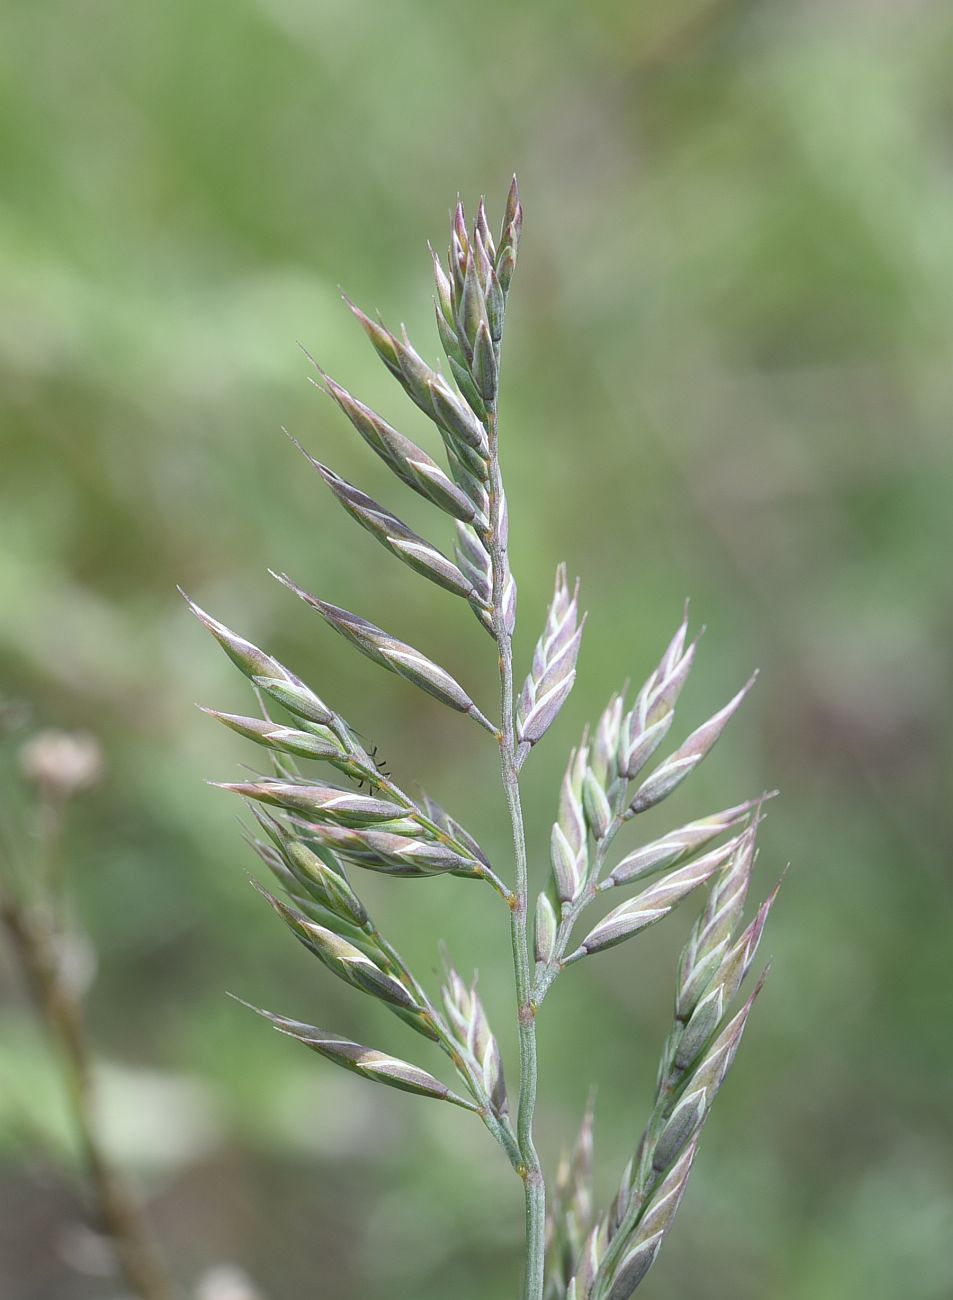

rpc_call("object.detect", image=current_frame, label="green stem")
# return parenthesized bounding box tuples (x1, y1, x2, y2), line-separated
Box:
(486, 408, 545, 1300)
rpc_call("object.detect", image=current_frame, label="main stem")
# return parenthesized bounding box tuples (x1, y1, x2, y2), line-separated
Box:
(486, 408, 545, 1300)
(0, 891, 173, 1300)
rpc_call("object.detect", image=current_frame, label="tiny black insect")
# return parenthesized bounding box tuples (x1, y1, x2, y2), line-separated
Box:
(355, 745, 392, 791)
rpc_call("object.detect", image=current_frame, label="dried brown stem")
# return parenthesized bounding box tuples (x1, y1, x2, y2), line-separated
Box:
(0, 884, 174, 1300)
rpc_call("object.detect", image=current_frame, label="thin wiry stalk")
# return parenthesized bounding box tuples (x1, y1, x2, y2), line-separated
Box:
(0, 881, 173, 1300)
(487, 406, 546, 1300)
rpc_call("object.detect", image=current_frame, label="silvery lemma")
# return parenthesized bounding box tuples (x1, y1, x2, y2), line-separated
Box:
(186, 180, 781, 1300)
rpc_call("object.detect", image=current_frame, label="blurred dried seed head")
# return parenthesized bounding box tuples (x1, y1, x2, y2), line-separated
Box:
(194, 1266, 264, 1300)
(18, 730, 104, 798)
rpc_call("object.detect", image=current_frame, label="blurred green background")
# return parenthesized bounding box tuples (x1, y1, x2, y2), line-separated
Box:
(2, 1, 953, 1297)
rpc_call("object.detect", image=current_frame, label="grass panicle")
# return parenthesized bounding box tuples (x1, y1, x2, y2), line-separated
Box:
(188, 179, 780, 1300)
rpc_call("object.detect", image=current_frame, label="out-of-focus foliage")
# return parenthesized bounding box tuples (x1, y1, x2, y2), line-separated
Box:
(2, 1, 953, 1297)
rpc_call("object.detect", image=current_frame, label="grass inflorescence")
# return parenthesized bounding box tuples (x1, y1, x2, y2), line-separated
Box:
(187, 180, 780, 1300)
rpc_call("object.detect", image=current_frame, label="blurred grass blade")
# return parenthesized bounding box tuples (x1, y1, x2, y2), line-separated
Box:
(548, 1095, 596, 1293)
